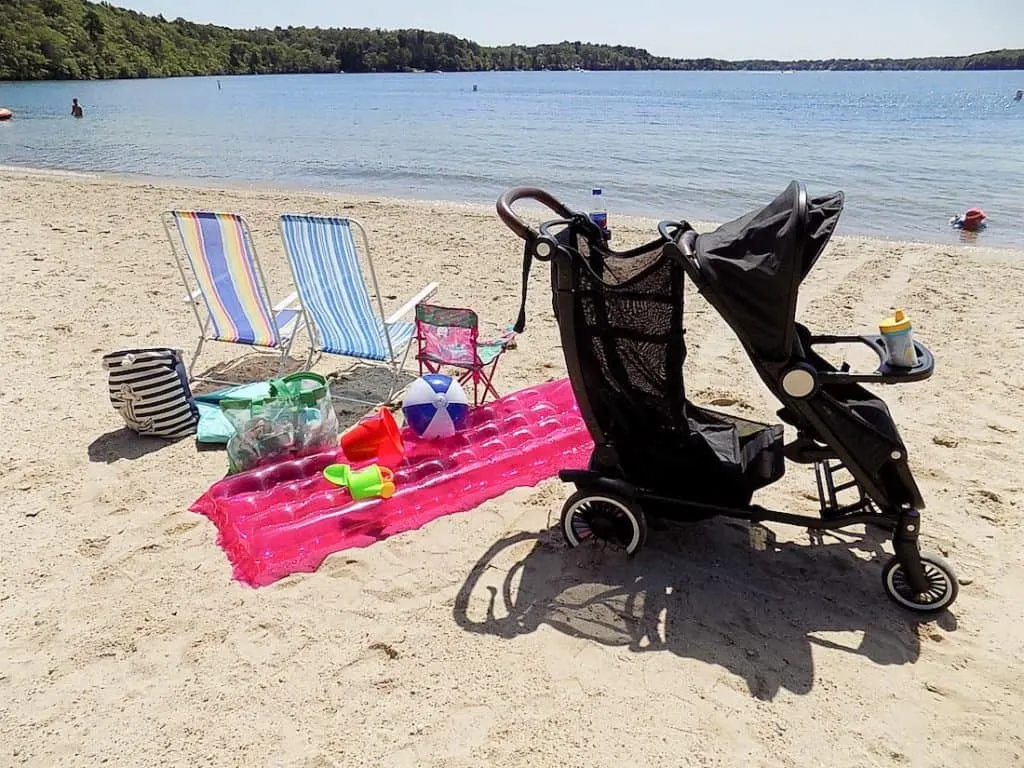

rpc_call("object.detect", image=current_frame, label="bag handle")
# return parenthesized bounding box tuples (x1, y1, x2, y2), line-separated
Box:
(282, 372, 328, 391)
(271, 372, 330, 407)
(267, 377, 291, 397)
(221, 372, 330, 412)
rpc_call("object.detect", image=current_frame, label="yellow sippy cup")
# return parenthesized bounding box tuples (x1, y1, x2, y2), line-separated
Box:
(879, 308, 918, 368)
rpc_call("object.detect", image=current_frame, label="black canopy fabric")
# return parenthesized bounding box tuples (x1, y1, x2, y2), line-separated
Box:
(694, 181, 845, 362)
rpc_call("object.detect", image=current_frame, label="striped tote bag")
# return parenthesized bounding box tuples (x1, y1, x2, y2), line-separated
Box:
(102, 348, 199, 439)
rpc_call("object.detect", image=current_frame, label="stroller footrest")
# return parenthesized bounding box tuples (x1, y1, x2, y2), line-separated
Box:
(784, 434, 836, 463)
(559, 468, 601, 484)
(559, 469, 637, 499)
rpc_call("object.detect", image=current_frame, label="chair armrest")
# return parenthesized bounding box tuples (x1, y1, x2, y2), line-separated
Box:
(386, 282, 439, 325)
(479, 331, 518, 350)
(273, 291, 300, 312)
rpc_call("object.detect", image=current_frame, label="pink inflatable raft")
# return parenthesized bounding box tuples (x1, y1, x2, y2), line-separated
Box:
(191, 377, 593, 587)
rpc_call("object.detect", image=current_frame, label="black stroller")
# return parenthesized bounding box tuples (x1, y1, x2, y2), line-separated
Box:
(496, 181, 958, 613)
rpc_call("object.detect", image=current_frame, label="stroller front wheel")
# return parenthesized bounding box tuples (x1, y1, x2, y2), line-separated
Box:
(561, 491, 647, 557)
(881, 552, 959, 613)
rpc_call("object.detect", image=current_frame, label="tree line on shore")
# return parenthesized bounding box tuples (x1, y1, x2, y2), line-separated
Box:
(2, 0, 1022, 81)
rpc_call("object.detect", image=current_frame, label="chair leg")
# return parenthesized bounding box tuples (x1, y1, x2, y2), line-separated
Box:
(188, 313, 217, 383)
(188, 336, 205, 382)
(385, 367, 399, 405)
(294, 315, 317, 372)
(384, 342, 417, 405)
(477, 360, 503, 405)
(397, 340, 413, 373)
(451, 368, 479, 405)
(277, 329, 299, 376)
(306, 321, 324, 371)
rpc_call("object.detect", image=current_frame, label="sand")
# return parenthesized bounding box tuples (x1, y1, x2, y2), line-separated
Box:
(1, 166, 1023, 767)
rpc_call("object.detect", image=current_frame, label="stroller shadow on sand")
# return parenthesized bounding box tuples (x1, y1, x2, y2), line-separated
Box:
(454, 521, 951, 700)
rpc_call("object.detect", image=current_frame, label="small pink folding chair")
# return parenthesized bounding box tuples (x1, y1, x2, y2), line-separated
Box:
(414, 303, 516, 406)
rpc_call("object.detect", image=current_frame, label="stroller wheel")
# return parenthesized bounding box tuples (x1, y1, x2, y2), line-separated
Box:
(560, 491, 647, 557)
(881, 552, 959, 613)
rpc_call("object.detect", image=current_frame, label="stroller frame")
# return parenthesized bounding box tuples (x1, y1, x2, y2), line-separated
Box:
(497, 184, 958, 613)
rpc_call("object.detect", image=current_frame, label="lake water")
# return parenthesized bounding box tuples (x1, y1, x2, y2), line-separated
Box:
(1, 70, 1022, 246)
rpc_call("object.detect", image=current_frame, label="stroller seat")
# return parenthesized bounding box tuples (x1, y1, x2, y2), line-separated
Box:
(674, 404, 785, 507)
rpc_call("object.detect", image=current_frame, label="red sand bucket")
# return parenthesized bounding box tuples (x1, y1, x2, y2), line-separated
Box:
(340, 407, 405, 463)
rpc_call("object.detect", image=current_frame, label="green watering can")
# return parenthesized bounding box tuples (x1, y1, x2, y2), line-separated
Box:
(323, 463, 396, 500)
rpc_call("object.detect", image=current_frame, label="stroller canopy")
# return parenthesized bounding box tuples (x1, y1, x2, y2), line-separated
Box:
(694, 181, 845, 361)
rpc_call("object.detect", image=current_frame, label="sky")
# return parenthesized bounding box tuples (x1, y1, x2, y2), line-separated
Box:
(115, 0, 1024, 60)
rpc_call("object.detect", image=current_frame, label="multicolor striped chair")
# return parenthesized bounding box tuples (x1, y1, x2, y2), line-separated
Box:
(278, 215, 438, 405)
(164, 210, 308, 382)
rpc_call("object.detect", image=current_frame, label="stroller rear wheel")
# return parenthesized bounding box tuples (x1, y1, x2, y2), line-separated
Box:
(881, 552, 959, 613)
(561, 491, 647, 556)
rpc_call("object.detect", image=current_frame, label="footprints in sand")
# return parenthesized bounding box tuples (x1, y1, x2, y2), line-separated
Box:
(369, 641, 401, 660)
(76, 535, 111, 558)
(384, 705, 497, 765)
(76, 505, 211, 589)
(164, 517, 203, 537)
(968, 488, 1011, 527)
(689, 390, 755, 413)
(321, 556, 368, 580)
(799, 243, 929, 332)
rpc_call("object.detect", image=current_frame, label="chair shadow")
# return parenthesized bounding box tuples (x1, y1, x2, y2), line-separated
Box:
(190, 353, 416, 413)
(88, 428, 174, 463)
(189, 352, 313, 396)
(189, 356, 416, 442)
(454, 520, 944, 700)
(327, 364, 417, 410)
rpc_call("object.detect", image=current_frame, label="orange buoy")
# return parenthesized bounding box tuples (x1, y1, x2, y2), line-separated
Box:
(0, 108, 12, 121)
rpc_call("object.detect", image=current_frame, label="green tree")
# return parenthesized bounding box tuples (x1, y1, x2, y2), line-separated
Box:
(1, 0, 1021, 81)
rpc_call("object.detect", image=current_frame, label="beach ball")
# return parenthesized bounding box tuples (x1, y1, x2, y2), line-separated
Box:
(402, 374, 470, 439)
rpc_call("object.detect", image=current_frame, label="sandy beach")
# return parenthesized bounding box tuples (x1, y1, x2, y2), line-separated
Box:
(2, 166, 1023, 767)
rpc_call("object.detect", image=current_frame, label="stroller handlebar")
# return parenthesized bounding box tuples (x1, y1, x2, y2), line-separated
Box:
(659, 219, 701, 276)
(496, 187, 576, 242)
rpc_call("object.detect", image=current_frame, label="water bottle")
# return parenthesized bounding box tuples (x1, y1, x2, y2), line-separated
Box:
(589, 187, 609, 239)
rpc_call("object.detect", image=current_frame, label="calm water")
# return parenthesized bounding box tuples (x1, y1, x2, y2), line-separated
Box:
(1, 70, 1022, 246)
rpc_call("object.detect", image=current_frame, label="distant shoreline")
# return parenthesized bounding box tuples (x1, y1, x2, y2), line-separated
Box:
(4, 61, 1024, 82)
(1, 163, 1018, 255)
(4, 68, 1024, 85)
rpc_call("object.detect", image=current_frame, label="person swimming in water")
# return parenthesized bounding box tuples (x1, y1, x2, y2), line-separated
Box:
(71, 98, 83, 118)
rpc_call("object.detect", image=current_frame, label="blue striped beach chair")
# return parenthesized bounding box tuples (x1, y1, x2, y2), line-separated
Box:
(164, 211, 308, 382)
(278, 215, 438, 404)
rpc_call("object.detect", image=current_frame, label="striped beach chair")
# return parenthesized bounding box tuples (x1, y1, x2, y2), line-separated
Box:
(164, 210, 307, 382)
(278, 215, 438, 404)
